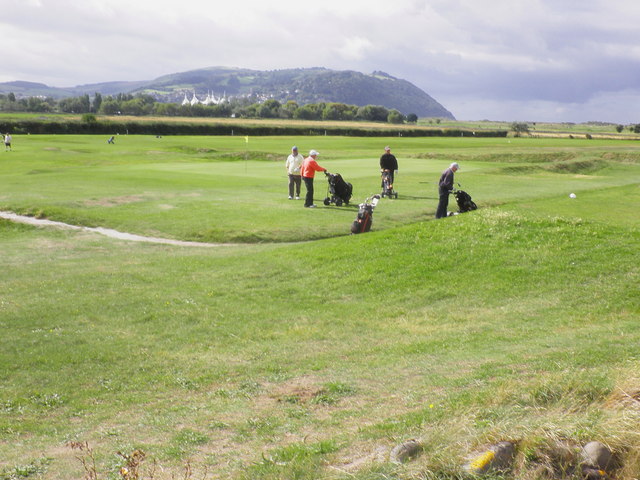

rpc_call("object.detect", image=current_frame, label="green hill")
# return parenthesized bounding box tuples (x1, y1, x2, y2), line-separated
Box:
(138, 67, 454, 118)
(0, 67, 454, 118)
(0, 81, 72, 98)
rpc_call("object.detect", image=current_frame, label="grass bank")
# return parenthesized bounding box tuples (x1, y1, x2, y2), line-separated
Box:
(0, 135, 638, 479)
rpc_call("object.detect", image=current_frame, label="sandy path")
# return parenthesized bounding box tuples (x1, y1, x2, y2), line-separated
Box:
(0, 211, 234, 248)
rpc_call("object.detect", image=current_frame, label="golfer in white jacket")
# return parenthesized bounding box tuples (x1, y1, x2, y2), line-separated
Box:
(285, 145, 304, 199)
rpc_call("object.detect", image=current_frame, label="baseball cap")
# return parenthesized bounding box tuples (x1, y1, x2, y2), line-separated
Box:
(292, 145, 298, 151)
(309, 149, 319, 156)
(384, 146, 390, 151)
(450, 162, 460, 170)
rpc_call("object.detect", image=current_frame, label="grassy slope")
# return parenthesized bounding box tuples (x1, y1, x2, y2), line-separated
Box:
(0, 136, 639, 479)
(1, 135, 638, 242)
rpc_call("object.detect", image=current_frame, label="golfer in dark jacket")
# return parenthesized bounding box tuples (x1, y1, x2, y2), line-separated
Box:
(435, 162, 459, 219)
(379, 146, 398, 185)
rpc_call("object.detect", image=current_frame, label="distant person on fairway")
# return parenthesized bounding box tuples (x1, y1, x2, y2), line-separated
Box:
(285, 145, 304, 200)
(107, 136, 115, 144)
(4, 133, 11, 151)
(379, 145, 398, 186)
(435, 162, 459, 219)
(301, 150, 327, 208)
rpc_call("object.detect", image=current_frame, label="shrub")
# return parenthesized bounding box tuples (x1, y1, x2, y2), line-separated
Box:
(387, 110, 405, 124)
(356, 105, 389, 122)
(511, 122, 530, 136)
(81, 113, 97, 124)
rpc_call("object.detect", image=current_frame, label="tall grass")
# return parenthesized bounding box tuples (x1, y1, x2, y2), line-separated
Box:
(0, 135, 638, 479)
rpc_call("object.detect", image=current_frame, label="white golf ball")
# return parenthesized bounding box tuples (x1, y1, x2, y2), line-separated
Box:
(569, 193, 576, 199)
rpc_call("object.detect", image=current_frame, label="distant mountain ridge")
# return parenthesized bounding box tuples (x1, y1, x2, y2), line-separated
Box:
(0, 67, 455, 119)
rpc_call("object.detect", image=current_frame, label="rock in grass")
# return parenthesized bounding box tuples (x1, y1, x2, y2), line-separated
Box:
(464, 441, 516, 474)
(581, 441, 613, 470)
(581, 466, 607, 480)
(390, 439, 422, 464)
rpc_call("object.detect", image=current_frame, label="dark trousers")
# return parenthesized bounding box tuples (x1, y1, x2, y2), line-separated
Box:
(435, 189, 450, 219)
(303, 177, 314, 207)
(288, 174, 301, 197)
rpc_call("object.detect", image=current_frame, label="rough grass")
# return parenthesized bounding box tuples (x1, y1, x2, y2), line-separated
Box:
(494, 159, 610, 175)
(0, 135, 638, 479)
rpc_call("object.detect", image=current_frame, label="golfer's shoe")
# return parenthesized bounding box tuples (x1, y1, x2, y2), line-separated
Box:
(288, 196, 293, 199)
(306, 204, 317, 208)
(295, 196, 300, 200)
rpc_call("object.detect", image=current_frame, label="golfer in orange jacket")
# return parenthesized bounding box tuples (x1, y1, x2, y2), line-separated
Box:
(301, 150, 327, 208)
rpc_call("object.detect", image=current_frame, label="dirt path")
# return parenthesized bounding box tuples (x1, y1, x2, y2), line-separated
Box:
(0, 211, 235, 248)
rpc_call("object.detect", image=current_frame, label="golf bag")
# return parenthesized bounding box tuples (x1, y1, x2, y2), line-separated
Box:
(323, 172, 352, 206)
(351, 195, 380, 234)
(452, 189, 478, 213)
(380, 170, 398, 198)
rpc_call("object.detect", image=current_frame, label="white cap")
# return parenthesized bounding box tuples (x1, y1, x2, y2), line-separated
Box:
(450, 162, 460, 170)
(309, 149, 319, 156)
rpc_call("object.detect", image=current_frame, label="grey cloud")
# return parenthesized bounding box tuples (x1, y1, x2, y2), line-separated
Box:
(2, 0, 640, 122)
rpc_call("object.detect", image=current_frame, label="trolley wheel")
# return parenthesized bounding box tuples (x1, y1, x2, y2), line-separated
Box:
(394, 193, 398, 199)
(323, 197, 331, 206)
(336, 199, 343, 207)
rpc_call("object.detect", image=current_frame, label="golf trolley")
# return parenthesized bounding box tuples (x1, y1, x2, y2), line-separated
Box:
(323, 171, 353, 207)
(450, 184, 478, 215)
(351, 194, 381, 234)
(380, 169, 398, 198)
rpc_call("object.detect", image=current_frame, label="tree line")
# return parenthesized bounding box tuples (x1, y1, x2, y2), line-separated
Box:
(511, 121, 640, 135)
(0, 92, 420, 124)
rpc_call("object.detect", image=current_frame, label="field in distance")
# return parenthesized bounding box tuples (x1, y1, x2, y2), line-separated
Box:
(1, 112, 638, 139)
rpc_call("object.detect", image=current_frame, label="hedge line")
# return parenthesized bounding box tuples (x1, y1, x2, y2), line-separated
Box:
(0, 120, 508, 138)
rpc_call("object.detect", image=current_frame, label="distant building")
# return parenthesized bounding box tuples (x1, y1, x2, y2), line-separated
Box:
(180, 90, 228, 106)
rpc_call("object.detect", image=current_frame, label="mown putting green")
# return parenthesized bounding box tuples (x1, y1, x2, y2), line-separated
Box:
(0, 135, 638, 480)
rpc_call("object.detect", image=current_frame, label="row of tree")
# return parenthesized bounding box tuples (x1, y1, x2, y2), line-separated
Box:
(0, 92, 420, 124)
(511, 121, 640, 135)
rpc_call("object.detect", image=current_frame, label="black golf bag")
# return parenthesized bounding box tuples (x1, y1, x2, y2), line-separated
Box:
(380, 170, 398, 198)
(324, 172, 352, 206)
(351, 195, 380, 234)
(453, 189, 478, 213)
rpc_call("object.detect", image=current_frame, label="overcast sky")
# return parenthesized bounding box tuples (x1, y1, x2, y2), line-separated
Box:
(2, 0, 639, 123)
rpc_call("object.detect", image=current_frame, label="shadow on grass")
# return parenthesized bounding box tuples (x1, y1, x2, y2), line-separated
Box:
(394, 195, 436, 200)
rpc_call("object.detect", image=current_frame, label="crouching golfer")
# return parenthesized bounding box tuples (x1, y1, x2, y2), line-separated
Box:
(435, 162, 459, 219)
(301, 150, 327, 208)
